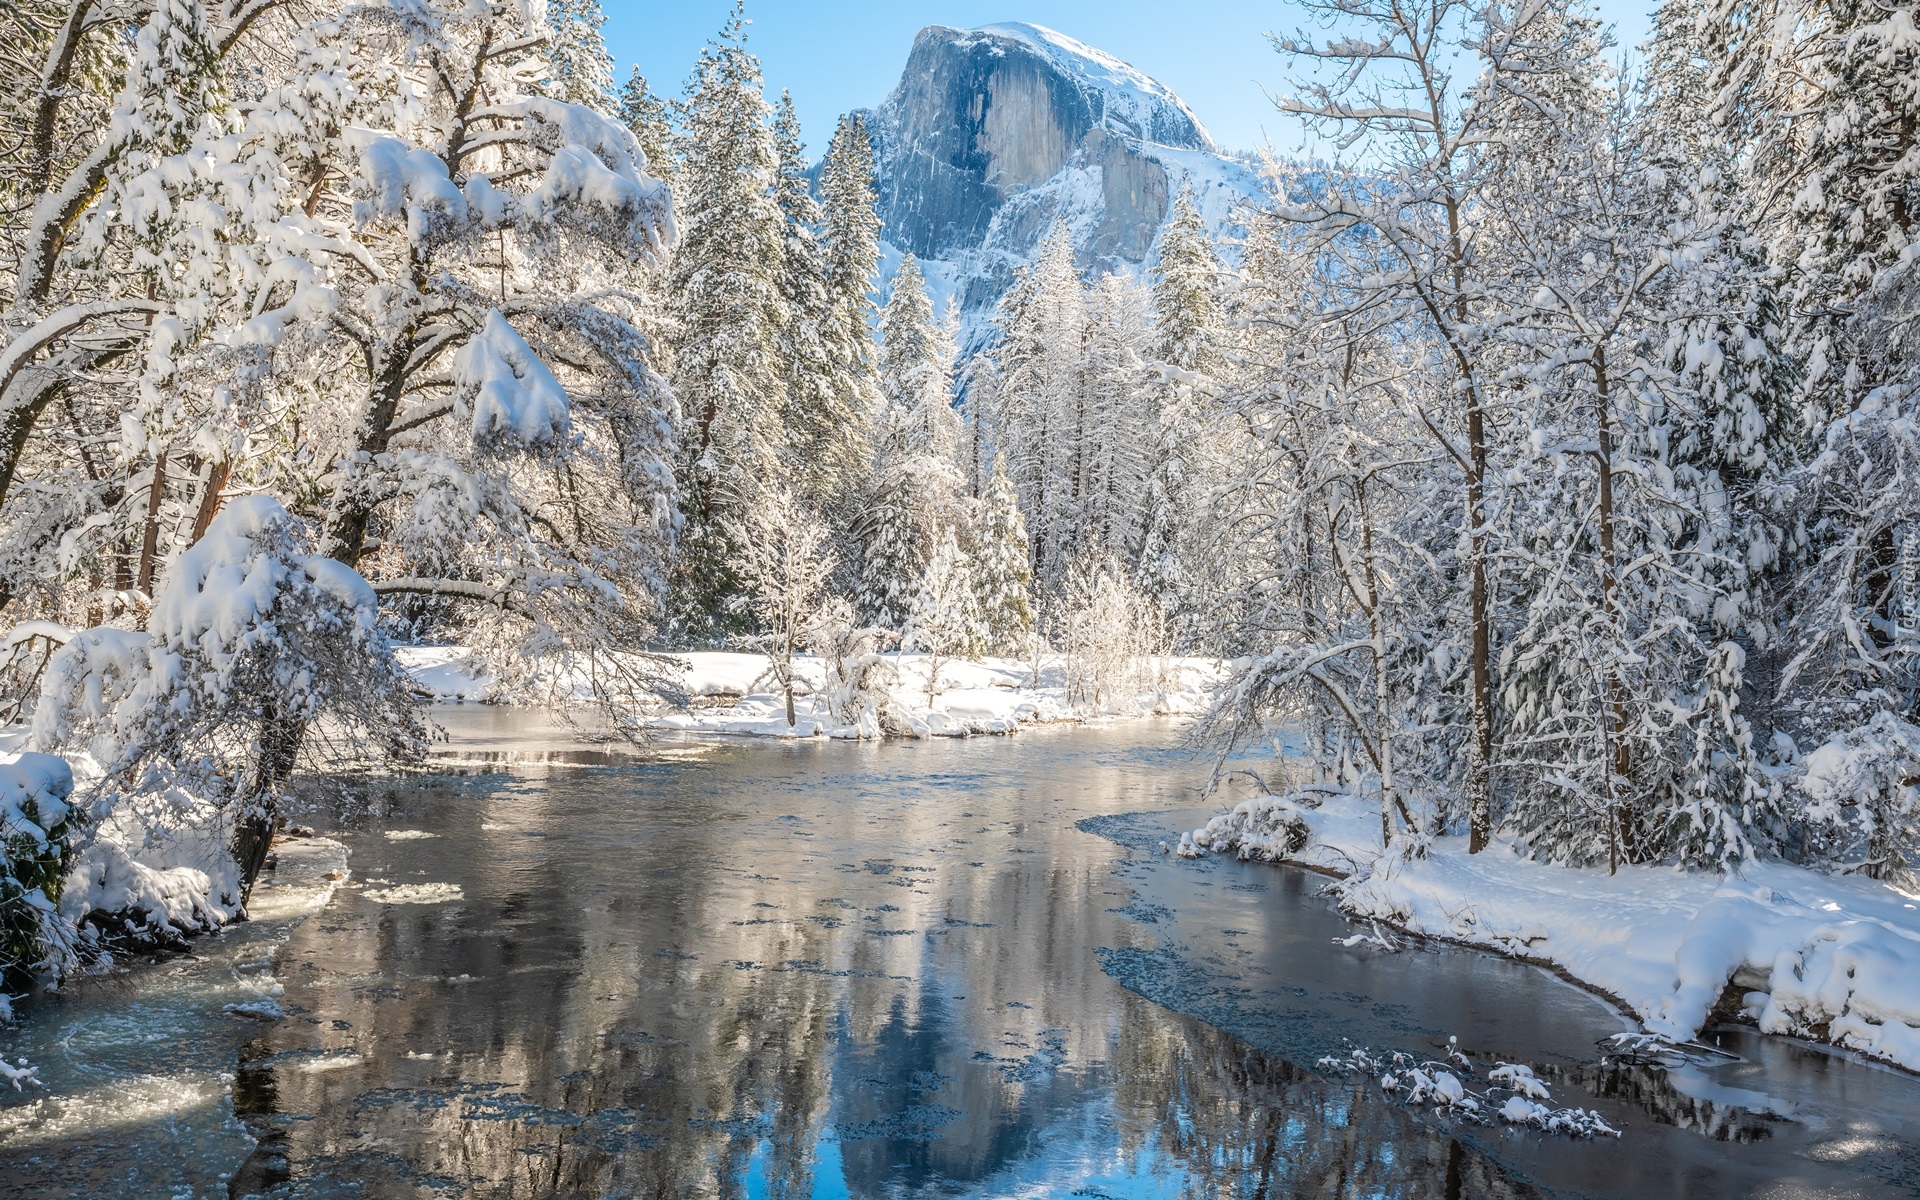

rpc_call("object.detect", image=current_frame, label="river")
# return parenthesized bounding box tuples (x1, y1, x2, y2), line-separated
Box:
(2, 715, 1916, 1198)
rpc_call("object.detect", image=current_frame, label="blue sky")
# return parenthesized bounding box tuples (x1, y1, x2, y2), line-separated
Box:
(604, 1, 1660, 157)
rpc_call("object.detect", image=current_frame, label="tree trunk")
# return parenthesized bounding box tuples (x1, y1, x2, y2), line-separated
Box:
(232, 697, 309, 903)
(135, 453, 166, 597)
(784, 628, 796, 726)
(189, 457, 232, 544)
(1466, 402, 1493, 852)
(318, 344, 412, 567)
(1442, 191, 1495, 854)
(1592, 347, 1634, 866)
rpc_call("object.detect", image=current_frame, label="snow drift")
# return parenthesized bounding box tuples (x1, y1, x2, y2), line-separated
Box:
(1185, 791, 1920, 1073)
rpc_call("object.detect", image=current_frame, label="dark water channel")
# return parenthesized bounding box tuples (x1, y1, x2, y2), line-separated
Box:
(3, 716, 1917, 1198)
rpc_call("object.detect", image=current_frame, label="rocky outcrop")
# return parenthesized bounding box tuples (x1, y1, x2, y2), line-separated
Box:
(859, 23, 1262, 324)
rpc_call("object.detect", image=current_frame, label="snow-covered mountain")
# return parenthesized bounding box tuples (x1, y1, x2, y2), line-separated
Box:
(858, 23, 1266, 334)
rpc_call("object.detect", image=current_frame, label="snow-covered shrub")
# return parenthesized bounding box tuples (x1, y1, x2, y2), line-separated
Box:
(57, 781, 244, 953)
(1316, 1041, 1618, 1137)
(0, 754, 78, 987)
(905, 527, 985, 702)
(729, 485, 835, 725)
(804, 597, 901, 734)
(1055, 547, 1156, 712)
(1798, 712, 1920, 882)
(1182, 793, 1317, 862)
(33, 496, 425, 909)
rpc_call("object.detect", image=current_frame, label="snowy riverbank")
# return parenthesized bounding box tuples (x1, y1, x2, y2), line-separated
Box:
(1181, 791, 1920, 1074)
(397, 646, 1225, 737)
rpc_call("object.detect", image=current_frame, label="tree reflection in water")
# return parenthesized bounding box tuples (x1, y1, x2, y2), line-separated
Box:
(13, 724, 1910, 1199)
(243, 734, 1536, 1198)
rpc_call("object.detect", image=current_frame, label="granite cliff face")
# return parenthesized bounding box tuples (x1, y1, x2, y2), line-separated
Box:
(859, 23, 1263, 325)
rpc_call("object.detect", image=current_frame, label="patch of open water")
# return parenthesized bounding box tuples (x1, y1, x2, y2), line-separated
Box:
(2, 716, 1916, 1198)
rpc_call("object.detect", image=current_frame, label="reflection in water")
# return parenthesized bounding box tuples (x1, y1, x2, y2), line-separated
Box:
(239, 731, 1535, 1198)
(3, 721, 1918, 1198)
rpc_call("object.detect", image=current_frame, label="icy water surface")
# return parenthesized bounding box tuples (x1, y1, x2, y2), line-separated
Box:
(4, 717, 1919, 1198)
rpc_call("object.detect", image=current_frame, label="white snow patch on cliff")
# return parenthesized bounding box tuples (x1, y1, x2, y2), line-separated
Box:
(972, 22, 1218, 150)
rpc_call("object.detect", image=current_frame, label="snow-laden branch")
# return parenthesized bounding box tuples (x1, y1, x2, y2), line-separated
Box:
(370, 577, 537, 622)
(0, 300, 164, 412)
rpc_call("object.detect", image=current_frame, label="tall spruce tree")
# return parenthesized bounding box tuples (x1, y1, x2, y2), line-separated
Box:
(971, 454, 1035, 654)
(858, 256, 966, 631)
(820, 115, 884, 357)
(877, 255, 961, 465)
(769, 90, 844, 506)
(856, 464, 924, 632)
(1140, 185, 1223, 615)
(980, 221, 1086, 593)
(542, 0, 615, 112)
(818, 112, 884, 483)
(667, 5, 791, 641)
(617, 67, 677, 180)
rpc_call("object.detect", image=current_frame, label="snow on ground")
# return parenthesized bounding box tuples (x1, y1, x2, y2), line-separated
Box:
(1182, 791, 1920, 1074)
(395, 645, 497, 701)
(399, 646, 1223, 739)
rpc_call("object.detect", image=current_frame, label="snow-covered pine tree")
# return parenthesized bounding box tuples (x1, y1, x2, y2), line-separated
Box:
(818, 114, 883, 367)
(617, 67, 677, 180)
(855, 461, 924, 633)
(542, 0, 616, 112)
(877, 255, 962, 468)
(768, 89, 850, 512)
(906, 525, 984, 702)
(668, 5, 792, 641)
(1652, 233, 1803, 867)
(1153, 184, 1222, 376)
(1694, 0, 1920, 880)
(1700, 0, 1920, 416)
(814, 111, 883, 508)
(1077, 272, 1155, 569)
(979, 220, 1086, 593)
(1140, 183, 1225, 617)
(969, 454, 1034, 654)
(878, 256, 934, 407)
(858, 253, 969, 635)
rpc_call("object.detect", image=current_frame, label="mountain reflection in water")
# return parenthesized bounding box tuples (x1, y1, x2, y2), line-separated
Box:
(5, 718, 1917, 1198)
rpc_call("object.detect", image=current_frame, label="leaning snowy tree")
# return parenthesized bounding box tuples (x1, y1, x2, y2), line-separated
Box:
(249, 0, 683, 708)
(3, 0, 685, 895)
(0, 0, 266, 618)
(31, 498, 426, 896)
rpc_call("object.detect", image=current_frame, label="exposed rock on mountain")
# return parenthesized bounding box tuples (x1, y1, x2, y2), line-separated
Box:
(859, 23, 1264, 324)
